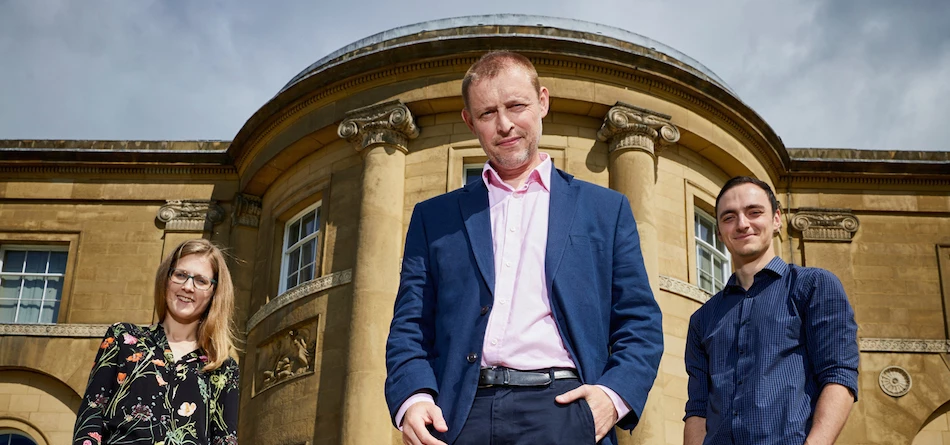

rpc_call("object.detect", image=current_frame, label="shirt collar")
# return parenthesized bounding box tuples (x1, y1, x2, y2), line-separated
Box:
(482, 152, 552, 192)
(724, 256, 788, 291)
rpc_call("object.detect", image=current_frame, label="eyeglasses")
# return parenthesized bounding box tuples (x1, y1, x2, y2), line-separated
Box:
(168, 269, 217, 291)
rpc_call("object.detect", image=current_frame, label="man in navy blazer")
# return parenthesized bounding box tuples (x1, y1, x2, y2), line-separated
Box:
(385, 51, 663, 445)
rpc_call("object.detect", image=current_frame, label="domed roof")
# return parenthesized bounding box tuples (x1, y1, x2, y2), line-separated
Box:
(280, 14, 737, 99)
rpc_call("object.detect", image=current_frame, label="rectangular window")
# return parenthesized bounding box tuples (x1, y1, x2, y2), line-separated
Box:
(695, 208, 731, 294)
(281, 203, 321, 293)
(463, 163, 484, 185)
(0, 245, 68, 324)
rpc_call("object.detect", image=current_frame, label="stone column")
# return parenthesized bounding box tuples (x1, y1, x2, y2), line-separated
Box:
(598, 102, 679, 445)
(229, 193, 262, 349)
(337, 100, 418, 445)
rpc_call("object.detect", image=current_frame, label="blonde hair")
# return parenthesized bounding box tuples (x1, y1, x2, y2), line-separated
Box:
(154, 239, 238, 372)
(462, 51, 541, 111)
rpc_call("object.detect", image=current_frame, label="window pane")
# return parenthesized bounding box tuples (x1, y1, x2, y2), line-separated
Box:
(288, 221, 301, 246)
(0, 298, 17, 323)
(302, 212, 316, 237)
(713, 257, 724, 283)
(301, 264, 314, 283)
(699, 273, 713, 293)
(10, 434, 37, 445)
(701, 218, 716, 245)
(46, 276, 63, 301)
(1, 277, 21, 299)
(2, 250, 25, 273)
(40, 299, 59, 323)
(48, 251, 68, 274)
(21, 278, 45, 300)
(18, 297, 41, 323)
(302, 239, 315, 268)
(288, 249, 301, 274)
(24, 251, 49, 274)
(287, 272, 298, 289)
(698, 249, 712, 274)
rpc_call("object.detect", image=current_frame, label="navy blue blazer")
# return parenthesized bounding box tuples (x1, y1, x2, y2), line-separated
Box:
(385, 168, 663, 445)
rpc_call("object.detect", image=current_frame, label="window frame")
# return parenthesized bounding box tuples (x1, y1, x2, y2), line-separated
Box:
(279, 202, 322, 293)
(462, 163, 484, 186)
(694, 208, 731, 294)
(0, 244, 70, 325)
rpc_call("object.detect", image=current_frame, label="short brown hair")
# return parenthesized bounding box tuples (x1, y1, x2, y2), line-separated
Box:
(715, 176, 781, 218)
(154, 238, 239, 371)
(462, 51, 541, 110)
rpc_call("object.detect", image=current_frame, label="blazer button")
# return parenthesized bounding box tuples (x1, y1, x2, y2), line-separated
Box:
(480, 306, 490, 315)
(466, 353, 478, 363)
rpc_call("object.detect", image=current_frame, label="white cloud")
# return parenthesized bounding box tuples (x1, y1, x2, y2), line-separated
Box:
(0, 0, 946, 151)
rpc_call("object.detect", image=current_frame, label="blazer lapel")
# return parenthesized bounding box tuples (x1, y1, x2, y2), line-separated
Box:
(545, 169, 579, 292)
(459, 181, 495, 296)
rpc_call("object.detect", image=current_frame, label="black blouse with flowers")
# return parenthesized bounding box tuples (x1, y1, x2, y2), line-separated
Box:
(73, 322, 239, 445)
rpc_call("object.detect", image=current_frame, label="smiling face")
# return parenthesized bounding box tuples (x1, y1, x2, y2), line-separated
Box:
(715, 183, 782, 267)
(461, 63, 549, 178)
(164, 253, 215, 326)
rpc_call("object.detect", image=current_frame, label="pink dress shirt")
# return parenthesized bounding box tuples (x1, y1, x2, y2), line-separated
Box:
(396, 154, 630, 428)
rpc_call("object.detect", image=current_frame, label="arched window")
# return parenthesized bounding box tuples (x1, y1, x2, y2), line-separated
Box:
(0, 432, 38, 445)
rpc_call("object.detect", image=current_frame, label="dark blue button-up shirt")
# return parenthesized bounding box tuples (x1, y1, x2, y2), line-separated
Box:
(685, 257, 859, 445)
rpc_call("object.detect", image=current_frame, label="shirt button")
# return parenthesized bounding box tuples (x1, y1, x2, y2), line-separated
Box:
(466, 353, 478, 363)
(509, 227, 516, 232)
(499, 299, 507, 305)
(480, 306, 490, 315)
(505, 261, 512, 267)
(491, 339, 498, 345)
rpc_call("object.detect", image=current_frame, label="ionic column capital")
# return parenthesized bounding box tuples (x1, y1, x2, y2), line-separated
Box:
(790, 207, 860, 242)
(597, 102, 680, 157)
(338, 100, 419, 153)
(157, 200, 226, 232)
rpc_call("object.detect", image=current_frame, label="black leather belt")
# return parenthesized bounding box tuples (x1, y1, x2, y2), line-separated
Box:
(478, 367, 579, 388)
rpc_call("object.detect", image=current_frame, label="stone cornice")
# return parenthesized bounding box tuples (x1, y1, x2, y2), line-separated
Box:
(658, 275, 710, 304)
(229, 44, 788, 183)
(157, 200, 226, 232)
(0, 140, 231, 165)
(0, 323, 111, 338)
(338, 100, 419, 153)
(246, 269, 353, 331)
(0, 165, 236, 176)
(597, 102, 680, 157)
(789, 208, 859, 242)
(232, 193, 263, 228)
(860, 338, 950, 353)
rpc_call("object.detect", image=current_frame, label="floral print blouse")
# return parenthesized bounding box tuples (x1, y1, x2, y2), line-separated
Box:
(73, 322, 239, 445)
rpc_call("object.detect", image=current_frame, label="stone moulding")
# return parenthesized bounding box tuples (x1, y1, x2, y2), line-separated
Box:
(658, 275, 710, 304)
(232, 193, 263, 228)
(859, 338, 950, 353)
(0, 323, 111, 338)
(246, 269, 352, 331)
(879, 366, 912, 397)
(789, 208, 859, 242)
(157, 200, 226, 232)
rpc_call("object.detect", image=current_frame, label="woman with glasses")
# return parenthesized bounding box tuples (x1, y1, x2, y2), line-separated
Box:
(73, 239, 240, 445)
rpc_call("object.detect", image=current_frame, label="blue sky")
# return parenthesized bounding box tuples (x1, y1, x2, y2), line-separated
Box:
(1, 0, 948, 151)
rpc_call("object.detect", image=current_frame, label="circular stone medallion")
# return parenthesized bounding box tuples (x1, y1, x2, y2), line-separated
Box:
(879, 366, 912, 397)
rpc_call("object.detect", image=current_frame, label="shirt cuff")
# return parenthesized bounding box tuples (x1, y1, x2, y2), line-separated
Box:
(395, 392, 435, 431)
(596, 384, 631, 421)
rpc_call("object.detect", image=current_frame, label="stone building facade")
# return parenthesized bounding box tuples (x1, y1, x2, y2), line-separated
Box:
(1, 15, 949, 445)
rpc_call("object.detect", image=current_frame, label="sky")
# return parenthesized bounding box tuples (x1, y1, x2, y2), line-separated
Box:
(1, 0, 948, 151)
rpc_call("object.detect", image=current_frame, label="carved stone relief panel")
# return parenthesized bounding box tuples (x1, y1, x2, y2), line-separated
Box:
(253, 316, 319, 397)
